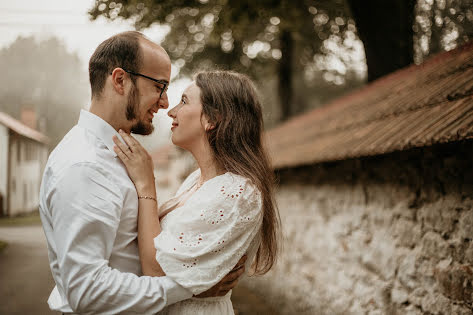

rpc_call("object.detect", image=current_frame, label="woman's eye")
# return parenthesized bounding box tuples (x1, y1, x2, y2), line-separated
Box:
(181, 98, 186, 104)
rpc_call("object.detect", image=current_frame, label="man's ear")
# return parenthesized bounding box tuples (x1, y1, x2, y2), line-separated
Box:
(110, 68, 127, 95)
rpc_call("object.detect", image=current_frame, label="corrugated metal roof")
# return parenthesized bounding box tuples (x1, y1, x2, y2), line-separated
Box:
(266, 41, 473, 169)
(0, 112, 50, 144)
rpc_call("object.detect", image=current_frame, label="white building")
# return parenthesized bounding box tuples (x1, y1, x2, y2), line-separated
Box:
(0, 112, 49, 216)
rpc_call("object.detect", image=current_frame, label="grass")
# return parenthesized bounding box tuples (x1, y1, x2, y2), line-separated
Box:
(0, 210, 42, 227)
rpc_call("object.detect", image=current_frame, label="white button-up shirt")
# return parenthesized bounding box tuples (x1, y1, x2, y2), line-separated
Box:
(39, 110, 192, 314)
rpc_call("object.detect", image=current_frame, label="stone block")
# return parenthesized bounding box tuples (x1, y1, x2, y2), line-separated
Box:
(399, 253, 418, 289)
(408, 287, 427, 306)
(391, 281, 409, 304)
(421, 292, 451, 315)
(403, 304, 423, 315)
(465, 241, 473, 264)
(360, 232, 397, 280)
(451, 304, 473, 315)
(417, 259, 436, 279)
(392, 218, 421, 248)
(420, 231, 449, 261)
(448, 238, 468, 262)
(417, 197, 459, 234)
(434, 263, 473, 303)
(459, 210, 473, 241)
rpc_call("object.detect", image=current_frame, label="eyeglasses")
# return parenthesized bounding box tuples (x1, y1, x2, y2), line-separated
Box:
(122, 68, 169, 98)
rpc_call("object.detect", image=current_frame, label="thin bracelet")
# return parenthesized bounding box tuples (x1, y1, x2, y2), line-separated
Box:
(138, 195, 157, 202)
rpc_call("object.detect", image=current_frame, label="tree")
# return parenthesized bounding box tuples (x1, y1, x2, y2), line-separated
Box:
(347, 0, 473, 80)
(0, 36, 89, 147)
(414, 0, 473, 64)
(347, 0, 416, 82)
(89, 0, 473, 122)
(89, 0, 362, 121)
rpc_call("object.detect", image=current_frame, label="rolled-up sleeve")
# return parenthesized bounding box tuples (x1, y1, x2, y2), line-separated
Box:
(48, 162, 191, 314)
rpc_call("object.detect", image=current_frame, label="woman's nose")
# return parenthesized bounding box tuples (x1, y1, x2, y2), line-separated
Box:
(167, 106, 176, 118)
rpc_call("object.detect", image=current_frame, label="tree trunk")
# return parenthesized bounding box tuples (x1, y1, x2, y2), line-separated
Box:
(347, 0, 416, 82)
(429, 0, 443, 56)
(278, 29, 293, 120)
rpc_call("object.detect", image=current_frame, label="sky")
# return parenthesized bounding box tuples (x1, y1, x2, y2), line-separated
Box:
(0, 0, 191, 149)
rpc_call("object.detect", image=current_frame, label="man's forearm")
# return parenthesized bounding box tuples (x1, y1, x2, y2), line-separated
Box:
(63, 262, 186, 313)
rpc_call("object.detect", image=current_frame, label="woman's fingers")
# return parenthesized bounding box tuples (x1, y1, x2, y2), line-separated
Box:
(119, 130, 141, 153)
(113, 135, 132, 158)
(113, 144, 129, 163)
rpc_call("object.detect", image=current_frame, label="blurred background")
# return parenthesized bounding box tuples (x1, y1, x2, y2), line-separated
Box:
(1, 0, 473, 314)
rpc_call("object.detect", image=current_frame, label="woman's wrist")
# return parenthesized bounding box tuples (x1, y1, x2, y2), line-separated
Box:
(135, 182, 157, 197)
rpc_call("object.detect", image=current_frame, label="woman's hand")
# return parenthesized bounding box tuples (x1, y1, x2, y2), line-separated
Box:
(113, 130, 156, 195)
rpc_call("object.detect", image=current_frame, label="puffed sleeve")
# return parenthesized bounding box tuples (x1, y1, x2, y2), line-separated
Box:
(154, 173, 263, 295)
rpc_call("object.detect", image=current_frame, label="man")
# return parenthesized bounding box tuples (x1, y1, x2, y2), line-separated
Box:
(39, 31, 245, 314)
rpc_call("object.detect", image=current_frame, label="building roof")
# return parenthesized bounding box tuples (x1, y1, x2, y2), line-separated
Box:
(266, 41, 473, 169)
(0, 111, 50, 144)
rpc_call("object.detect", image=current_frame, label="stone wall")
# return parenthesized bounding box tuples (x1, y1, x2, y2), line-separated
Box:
(242, 140, 473, 314)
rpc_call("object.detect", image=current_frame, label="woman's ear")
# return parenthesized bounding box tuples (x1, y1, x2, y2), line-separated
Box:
(205, 122, 216, 131)
(202, 114, 217, 131)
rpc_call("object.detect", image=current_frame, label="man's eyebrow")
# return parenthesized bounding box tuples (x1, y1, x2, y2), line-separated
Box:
(182, 93, 188, 99)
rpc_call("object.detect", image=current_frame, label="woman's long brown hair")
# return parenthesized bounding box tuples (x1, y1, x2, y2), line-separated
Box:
(195, 70, 280, 274)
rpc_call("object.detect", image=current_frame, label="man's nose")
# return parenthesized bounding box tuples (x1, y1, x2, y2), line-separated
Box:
(158, 92, 169, 110)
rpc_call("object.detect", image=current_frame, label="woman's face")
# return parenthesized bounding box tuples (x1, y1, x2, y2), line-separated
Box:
(167, 82, 212, 149)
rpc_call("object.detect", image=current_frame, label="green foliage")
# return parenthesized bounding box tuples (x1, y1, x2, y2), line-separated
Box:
(89, 0, 354, 74)
(414, 0, 473, 63)
(89, 0, 365, 123)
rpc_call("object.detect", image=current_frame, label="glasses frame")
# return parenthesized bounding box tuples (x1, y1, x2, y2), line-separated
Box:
(122, 68, 169, 98)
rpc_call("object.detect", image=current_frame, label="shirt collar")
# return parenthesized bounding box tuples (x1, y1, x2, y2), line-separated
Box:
(77, 109, 124, 157)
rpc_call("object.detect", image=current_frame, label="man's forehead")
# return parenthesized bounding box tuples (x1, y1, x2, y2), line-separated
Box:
(140, 41, 171, 79)
(141, 40, 169, 62)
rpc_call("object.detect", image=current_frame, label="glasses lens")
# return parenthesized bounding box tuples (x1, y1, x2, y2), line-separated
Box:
(158, 83, 168, 97)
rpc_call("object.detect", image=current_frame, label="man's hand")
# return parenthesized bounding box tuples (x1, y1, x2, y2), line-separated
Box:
(194, 255, 247, 298)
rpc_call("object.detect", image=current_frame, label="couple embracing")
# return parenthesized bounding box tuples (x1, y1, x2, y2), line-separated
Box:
(39, 31, 280, 314)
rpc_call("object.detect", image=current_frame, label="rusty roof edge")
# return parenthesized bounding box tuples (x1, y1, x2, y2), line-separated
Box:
(267, 41, 473, 137)
(266, 42, 473, 170)
(0, 112, 50, 145)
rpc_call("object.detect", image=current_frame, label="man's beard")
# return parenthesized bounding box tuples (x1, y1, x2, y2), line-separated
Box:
(126, 84, 154, 135)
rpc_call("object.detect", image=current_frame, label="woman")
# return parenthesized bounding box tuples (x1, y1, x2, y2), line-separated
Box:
(113, 70, 280, 314)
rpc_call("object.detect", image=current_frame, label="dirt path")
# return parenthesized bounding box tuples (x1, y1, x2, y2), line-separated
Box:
(0, 225, 277, 314)
(0, 225, 56, 314)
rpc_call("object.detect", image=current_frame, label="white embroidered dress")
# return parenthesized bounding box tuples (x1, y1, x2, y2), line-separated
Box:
(155, 170, 263, 315)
